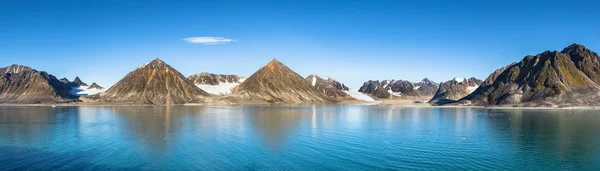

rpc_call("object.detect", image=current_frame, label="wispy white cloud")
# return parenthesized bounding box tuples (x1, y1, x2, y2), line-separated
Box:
(182, 37, 236, 45)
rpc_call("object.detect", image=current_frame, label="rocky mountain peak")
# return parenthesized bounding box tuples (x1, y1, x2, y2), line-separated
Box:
(232, 59, 334, 103)
(561, 43, 589, 54)
(59, 77, 70, 84)
(137, 58, 167, 69)
(72, 76, 88, 86)
(88, 82, 104, 90)
(1, 64, 33, 74)
(265, 59, 283, 72)
(102, 58, 210, 105)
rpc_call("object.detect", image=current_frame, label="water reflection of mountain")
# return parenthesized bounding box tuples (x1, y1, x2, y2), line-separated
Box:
(111, 106, 206, 153)
(244, 106, 305, 149)
(0, 106, 77, 145)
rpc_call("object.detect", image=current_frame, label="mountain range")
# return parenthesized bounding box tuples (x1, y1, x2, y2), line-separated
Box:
(358, 78, 439, 100)
(2, 43, 600, 107)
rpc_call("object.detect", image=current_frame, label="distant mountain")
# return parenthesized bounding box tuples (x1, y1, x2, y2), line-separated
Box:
(358, 80, 390, 98)
(72, 76, 88, 87)
(102, 58, 210, 105)
(306, 74, 350, 99)
(187, 72, 246, 95)
(187, 72, 245, 85)
(429, 77, 482, 104)
(88, 82, 104, 90)
(460, 44, 600, 107)
(232, 59, 334, 103)
(66, 77, 106, 96)
(358, 78, 439, 99)
(59, 77, 71, 85)
(0, 64, 76, 103)
(413, 78, 440, 96)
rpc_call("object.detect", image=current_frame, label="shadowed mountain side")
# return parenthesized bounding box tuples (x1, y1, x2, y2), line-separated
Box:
(0, 64, 78, 103)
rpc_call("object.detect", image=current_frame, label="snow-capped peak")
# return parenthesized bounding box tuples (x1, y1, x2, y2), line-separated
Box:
(453, 77, 464, 83)
(138, 62, 151, 69)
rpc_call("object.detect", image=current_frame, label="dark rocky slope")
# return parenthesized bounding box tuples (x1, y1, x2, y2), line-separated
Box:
(459, 44, 600, 107)
(101, 58, 210, 105)
(0, 64, 76, 103)
(231, 59, 335, 103)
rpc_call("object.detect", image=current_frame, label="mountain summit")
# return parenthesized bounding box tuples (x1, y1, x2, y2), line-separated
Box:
(232, 59, 334, 103)
(0, 64, 76, 103)
(72, 76, 88, 87)
(102, 58, 210, 105)
(460, 44, 600, 107)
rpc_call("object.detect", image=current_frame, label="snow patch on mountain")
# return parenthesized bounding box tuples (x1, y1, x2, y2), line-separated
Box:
(343, 91, 376, 102)
(138, 62, 151, 69)
(196, 83, 240, 95)
(387, 90, 402, 97)
(70, 86, 106, 96)
(453, 77, 464, 83)
(467, 86, 478, 93)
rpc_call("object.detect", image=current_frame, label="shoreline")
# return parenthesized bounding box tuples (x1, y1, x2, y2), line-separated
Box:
(1, 101, 600, 110)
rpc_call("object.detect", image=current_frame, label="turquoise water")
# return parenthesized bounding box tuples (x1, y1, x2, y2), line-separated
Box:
(0, 105, 599, 170)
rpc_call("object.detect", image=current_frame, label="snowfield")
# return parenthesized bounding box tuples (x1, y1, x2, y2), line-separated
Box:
(453, 77, 464, 83)
(70, 86, 106, 96)
(343, 91, 376, 102)
(196, 83, 240, 95)
(387, 90, 402, 97)
(467, 86, 478, 93)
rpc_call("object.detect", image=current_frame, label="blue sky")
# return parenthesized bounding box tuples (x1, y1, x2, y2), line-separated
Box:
(1, 0, 599, 89)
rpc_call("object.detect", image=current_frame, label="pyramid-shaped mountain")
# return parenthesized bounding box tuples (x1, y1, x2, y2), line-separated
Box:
(232, 59, 334, 103)
(72, 76, 88, 86)
(460, 44, 600, 107)
(88, 82, 104, 90)
(102, 58, 210, 105)
(0, 64, 76, 103)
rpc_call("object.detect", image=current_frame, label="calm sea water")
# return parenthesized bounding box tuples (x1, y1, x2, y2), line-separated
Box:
(0, 105, 599, 170)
